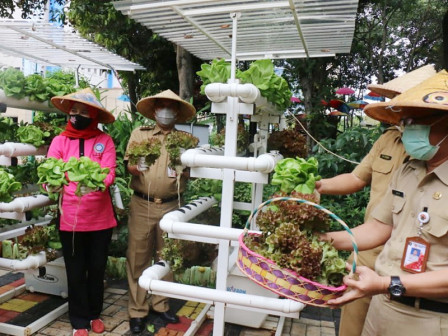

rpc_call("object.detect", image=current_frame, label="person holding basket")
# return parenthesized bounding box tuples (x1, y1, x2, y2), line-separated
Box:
(321, 69, 448, 336)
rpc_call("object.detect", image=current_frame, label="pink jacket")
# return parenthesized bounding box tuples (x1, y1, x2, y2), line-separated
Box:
(47, 133, 117, 232)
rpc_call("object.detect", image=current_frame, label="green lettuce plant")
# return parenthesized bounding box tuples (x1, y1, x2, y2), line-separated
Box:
(0, 168, 22, 202)
(127, 138, 162, 166)
(65, 157, 109, 196)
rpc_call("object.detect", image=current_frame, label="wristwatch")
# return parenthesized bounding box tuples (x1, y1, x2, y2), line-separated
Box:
(388, 276, 406, 297)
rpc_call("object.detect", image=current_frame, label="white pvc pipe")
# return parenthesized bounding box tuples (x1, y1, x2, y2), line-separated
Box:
(0, 89, 60, 113)
(0, 251, 47, 271)
(181, 149, 282, 174)
(0, 195, 53, 213)
(161, 197, 217, 224)
(205, 83, 259, 103)
(160, 221, 248, 242)
(0, 142, 48, 157)
(140, 277, 303, 314)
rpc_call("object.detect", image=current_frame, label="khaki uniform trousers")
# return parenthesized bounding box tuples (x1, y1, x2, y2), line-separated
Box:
(362, 294, 448, 336)
(126, 195, 177, 318)
(339, 246, 383, 336)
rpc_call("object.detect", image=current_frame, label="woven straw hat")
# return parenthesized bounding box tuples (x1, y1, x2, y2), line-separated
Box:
(51, 88, 115, 124)
(136, 89, 196, 123)
(368, 64, 436, 99)
(364, 70, 448, 125)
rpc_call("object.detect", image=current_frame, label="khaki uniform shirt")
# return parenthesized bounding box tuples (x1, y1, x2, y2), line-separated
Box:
(352, 127, 407, 221)
(124, 125, 186, 199)
(373, 159, 448, 302)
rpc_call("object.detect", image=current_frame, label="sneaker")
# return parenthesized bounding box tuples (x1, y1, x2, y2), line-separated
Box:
(73, 329, 89, 336)
(90, 319, 105, 333)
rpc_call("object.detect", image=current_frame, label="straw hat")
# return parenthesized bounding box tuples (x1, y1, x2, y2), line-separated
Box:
(364, 70, 448, 125)
(136, 89, 196, 123)
(368, 64, 436, 99)
(51, 88, 115, 124)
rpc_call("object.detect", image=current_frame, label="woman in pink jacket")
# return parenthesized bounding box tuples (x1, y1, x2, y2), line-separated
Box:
(49, 88, 117, 336)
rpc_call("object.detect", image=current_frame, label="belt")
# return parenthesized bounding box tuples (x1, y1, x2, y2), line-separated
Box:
(391, 295, 448, 313)
(133, 191, 179, 204)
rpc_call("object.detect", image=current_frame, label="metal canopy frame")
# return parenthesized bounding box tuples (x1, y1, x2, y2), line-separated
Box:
(113, 0, 358, 61)
(0, 19, 145, 71)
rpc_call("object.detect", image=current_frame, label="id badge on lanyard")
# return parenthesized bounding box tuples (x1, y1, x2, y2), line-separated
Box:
(400, 209, 430, 273)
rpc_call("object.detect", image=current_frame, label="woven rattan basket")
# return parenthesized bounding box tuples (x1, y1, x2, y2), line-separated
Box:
(237, 197, 358, 307)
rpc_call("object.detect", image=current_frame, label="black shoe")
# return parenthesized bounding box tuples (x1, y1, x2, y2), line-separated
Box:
(152, 310, 179, 324)
(129, 317, 145, 334)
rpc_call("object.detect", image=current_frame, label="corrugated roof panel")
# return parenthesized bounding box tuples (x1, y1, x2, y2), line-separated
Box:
(113, 0, 358, 60)
(0, 19, 145, 71)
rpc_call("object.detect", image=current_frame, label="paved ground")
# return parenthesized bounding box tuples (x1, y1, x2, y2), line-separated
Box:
(0, 272, 340, 336)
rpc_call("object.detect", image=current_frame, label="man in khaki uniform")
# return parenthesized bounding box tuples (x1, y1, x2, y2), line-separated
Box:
(316, 65, 435, 336)
(125, 90, 196, 334)
(322, 69, 448, 336)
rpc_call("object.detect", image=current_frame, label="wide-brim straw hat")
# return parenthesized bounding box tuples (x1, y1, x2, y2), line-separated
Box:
(368, 64, 436, 99)
(136, 89, 196, 123)
(51, 88, 115, 124)
(364, 70, 448, 125)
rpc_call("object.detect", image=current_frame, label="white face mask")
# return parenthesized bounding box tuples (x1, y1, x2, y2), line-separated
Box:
(155, 108, 177, 126)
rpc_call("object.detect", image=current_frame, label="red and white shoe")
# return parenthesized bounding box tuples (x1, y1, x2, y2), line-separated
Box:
(90, 319, 105, 333)
(73, 329, 89, 336)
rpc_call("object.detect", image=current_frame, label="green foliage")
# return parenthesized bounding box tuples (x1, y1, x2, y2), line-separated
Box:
(196, 59, 231, 94)
(16, 125, 50, 147)
(0, 169, 22, 202)
(0, 68, 27, 99)
(312, 126, 382, 178)
(0, 117, 18, 143)
(267, 129, 307, 159)
(126, 138, 162, 166)
(209, 124, 249, 154)
(8, 159, 39, 187)
(238, 59, 292, 110)
(0, 68, 88, 104)
(197, 59, 292, 110)
(165, 131, 199, 168)
(245, 192, 347, 286)
(37, 158, 68, 201)
(65, 157, 109, 196)
(271, 157, 321, 194)
(320, 189, 370, 231)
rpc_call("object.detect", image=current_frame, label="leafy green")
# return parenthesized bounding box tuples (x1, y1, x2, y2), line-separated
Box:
(238, 59, 292, 110)
(245, 192, 347, 286)
(37, 158, 68, 201)
(127, 138, 162, 166)
(196, 58, 292, 110)
(196, 58, 231, 94)
(17, 125, 50, 147)
(271, 157, 321, 194)
(165, 131, 199, 168)
(0, 68, 27, 99)
(0, 169, 22, 202)
(65, 157, 109, 196)
(0, 117, 18, 144)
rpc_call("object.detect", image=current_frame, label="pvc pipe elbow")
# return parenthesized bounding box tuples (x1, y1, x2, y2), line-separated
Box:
(0, 195, 52, 213)
(205, 83, 259, 103)
(139, 261, 171, 291)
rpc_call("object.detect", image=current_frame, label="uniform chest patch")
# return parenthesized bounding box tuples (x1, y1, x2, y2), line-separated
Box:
(380, 154, 392, 160)
(94, 143, 105, 153)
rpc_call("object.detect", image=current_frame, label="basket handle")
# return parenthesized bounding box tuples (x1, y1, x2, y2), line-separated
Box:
(244, 196, 358, 276)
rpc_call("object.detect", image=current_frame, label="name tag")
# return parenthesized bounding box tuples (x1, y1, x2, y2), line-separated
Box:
(380, 154, 392, 160)
(392, 189, 404, 197)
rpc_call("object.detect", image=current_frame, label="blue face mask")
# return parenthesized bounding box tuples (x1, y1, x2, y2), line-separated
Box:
(402, 124, 448, 161)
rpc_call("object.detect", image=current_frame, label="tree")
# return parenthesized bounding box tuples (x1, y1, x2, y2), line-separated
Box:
(281, 0, 447, 145)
